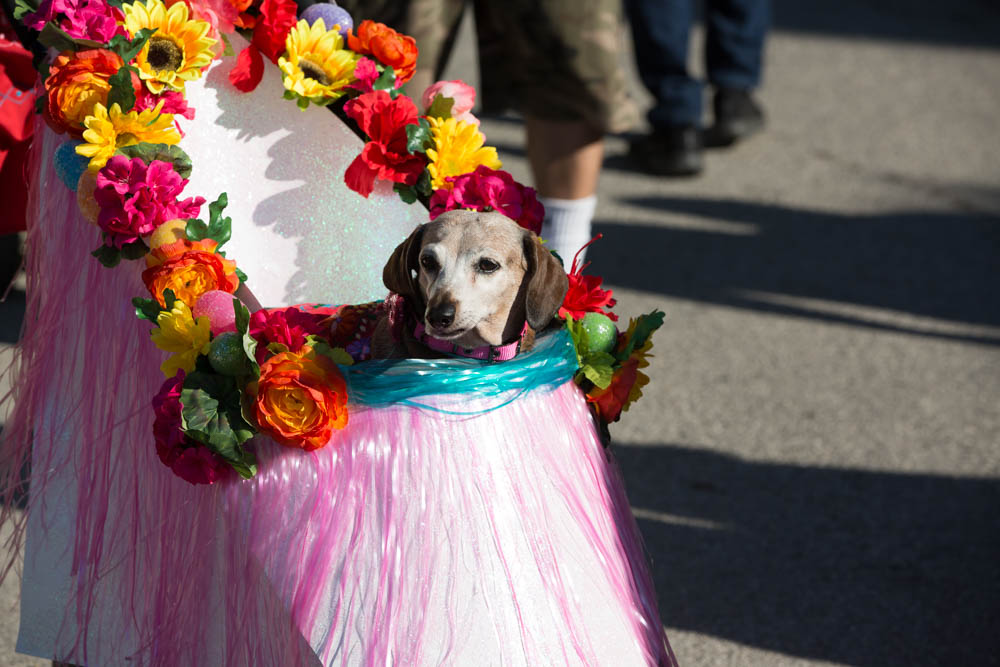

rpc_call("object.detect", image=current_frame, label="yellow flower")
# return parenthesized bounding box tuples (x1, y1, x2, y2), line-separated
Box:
(620, 318, 654, 411)
(278, 19, 360, 109)
(75, 101, 181, 171)
(123, 0, 216, 94)
(425, 117, 501, 190)
(151, 299, 212, 377)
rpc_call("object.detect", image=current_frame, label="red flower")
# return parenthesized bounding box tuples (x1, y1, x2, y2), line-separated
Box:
(152, 371, 229, 485)
(228, 0, 297, 92)
(558, 237, 618, 321)
(588, 358, 639, 423)
(249, 306, 330, 365)
(428, 165, 543, 234)
(343, 90, 426, 197)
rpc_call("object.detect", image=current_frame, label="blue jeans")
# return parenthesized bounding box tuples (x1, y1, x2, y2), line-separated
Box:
(626, 0, 769, 128)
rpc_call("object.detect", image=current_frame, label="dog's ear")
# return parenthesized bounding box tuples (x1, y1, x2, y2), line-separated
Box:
(383, 224, 425, 310)
(522, 231, 569, 330)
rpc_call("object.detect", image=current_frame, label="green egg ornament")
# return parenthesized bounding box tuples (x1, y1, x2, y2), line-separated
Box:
(208, 332, 250, 376)
(581, 312, 617, 354)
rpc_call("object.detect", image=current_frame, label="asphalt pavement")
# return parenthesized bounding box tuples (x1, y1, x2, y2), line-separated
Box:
(2, 0, 998, 664)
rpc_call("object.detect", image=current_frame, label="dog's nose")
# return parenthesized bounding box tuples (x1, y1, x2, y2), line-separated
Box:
(427, 303, 455, 329)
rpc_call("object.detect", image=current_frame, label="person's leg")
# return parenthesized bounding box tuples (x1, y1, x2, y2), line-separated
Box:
(525, 117, 603, 263)
(624, 0, 703, 176)
(704, 0, 769, 145)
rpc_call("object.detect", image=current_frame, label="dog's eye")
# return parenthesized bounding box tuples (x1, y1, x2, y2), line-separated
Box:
(477, 258, 501, 273)
(420, 255, 439, 272)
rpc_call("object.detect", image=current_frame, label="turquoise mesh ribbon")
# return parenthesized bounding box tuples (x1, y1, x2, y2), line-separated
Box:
(342, 328, 580, 414)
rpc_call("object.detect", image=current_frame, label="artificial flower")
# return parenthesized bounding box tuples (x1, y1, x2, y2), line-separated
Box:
(152, 371, 229, 484)
(425, 116, 501, 191)
(588, 322, 654, 422)
(134, 86, 195, 119)
(146, 234, 219, 267)
(43, 49, 123, 136)
(343, 90, 426, 197)
(228, 0, 296, 91)
(26, 0, 125, 43)
(164, 0, 239, 56)
(422, 79, 478, 126)
(346, 20, 418, 84)
(252, 346, 348, 450)
(248, 306, 330, 365)
(150, 299, 212, 376)
(558, 239, 618, 321)
(428, 165, 543, 234)
(142, 249, 239, 307)
(278, 18, 360, 108)
(75, 102, 181, 171)
(347, 56, 379, 93)
(122, 0, 216, 94)
(94, 156, 204, 248)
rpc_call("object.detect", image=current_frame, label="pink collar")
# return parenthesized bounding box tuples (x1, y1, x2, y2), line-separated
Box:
(413, 321, 529, 362)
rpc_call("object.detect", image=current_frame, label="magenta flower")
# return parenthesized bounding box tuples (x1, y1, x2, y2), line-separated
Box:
(26, 0, 125, 42)
(249, 307, 331, 365)
(348, 57, 380, 93)
(94, 156, 205, 248)
(135, 88, 196, 120)
(429, 165, 544, 234)
(152, 372, 229, 485)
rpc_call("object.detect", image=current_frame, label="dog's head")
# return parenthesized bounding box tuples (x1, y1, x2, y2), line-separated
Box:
(383, 209, 568, 349)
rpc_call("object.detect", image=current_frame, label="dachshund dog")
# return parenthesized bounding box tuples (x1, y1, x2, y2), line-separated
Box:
(372, 209, 568, 360)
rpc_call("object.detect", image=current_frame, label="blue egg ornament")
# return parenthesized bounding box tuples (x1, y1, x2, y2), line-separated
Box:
(54, 140, 88, 191)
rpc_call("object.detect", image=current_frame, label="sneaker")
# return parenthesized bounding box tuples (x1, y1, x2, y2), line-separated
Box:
(628, 125, 703, 177)
(708, 88, 765, 147)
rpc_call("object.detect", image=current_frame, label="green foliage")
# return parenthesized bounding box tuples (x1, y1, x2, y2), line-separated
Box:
(405, 117, 432, 155)
(615, 310, 665, 363)
(393, 183, 418, 204)
(38, 23, 102, 52)
(13, 0, 38, 21)
(162, 288, 176, 312)
(424, 93, 454, 120)
(91, 244, 121, 268)
(233, 298, 260, 378)
(119, 238, 149, 260)
(116, 143, 193, 178)
(305, 335, 353, 366)
(372, 66, 397, 95)
(185, 192, 232, 248)
(565, 316, 616, 390)
(106, 27, 156, 62)
(106, 65, 136, 112)
(414, 169, 433, 197)
(132, 296, 162, 322)
(180, 372, 258, 479)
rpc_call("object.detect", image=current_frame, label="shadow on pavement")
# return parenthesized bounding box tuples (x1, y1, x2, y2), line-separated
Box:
(591, 196, 1000, 344)
(615, 442, 1000, 666)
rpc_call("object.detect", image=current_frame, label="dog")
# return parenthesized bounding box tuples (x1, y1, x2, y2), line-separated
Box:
(372, 209, 568, 360)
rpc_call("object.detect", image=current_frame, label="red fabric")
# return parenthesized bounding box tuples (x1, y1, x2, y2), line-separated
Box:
(0, 31, 36, 234)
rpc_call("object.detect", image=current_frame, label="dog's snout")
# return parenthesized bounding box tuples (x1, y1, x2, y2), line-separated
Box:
(427, 303, 456, 329)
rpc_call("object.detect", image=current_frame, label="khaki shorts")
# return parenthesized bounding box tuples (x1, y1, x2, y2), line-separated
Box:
(335, 0, 637, 134)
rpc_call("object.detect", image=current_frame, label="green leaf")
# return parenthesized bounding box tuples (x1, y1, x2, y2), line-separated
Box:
(104, 0, 123, 9)
(579, 352, 616, 389)
(414, 169, 433, 197)
(615, 310, 665, 362)
(38, 23, 103, 52)
(132, 297, 162, 322)
(116, 142, 193, 178)
(106, 66, 136, 112)
(306, 336, 353, 366)
(34, 94, 47, 115)
(206, 192, 232, 248)
(233, 299, 260, 377)
(185, 217, 209, 242)
(219, 32, 234, 57)
(234, 267, 248, 284)
(91, 244, 121, 268)
(13, 0, 38, 21)
(405, 118, 432, 155)
(393, 183, 417, 204)
(162, 288, 176, 312)
(372, 66, 396, 92)
(110, 27, 156, 63)
(425, 93, 454, 120)
(119, 238, 148, 260)
(180, 372, 257, 462)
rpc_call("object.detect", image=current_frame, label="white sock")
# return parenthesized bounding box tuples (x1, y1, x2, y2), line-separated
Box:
(539, 195, 597, 266)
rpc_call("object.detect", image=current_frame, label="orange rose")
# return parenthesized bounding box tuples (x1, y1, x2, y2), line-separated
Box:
(45, 49, 124, 136)
(347, 20, 418, 84)
(146, 237, 220, 268)
(253, 346, 348, 450)
(142, 250, 239, 307)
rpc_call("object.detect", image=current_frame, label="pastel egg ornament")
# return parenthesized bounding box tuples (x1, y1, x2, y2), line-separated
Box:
(300, 2, 353, 37)
(193, 290, 241, 335)
(207, 331, 251, 376)
(581, 312, 617, 355)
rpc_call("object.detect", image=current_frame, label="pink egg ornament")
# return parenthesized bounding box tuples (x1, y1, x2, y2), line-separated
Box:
(193, 290, 241, 335)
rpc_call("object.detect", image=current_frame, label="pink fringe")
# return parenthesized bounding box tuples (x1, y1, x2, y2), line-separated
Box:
(0, 123, 677, 665)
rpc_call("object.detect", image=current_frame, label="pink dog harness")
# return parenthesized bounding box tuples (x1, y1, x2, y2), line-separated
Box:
(413, 321, 530, 362)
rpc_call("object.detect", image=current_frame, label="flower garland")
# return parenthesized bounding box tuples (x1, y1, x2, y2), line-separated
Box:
(15, 0, 663, 485)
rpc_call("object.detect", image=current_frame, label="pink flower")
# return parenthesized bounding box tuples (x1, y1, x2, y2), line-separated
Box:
(152, 371, 229, 485)
(347, 57, 380, 93)
(168, 0, 239, 55)
(428, 166, 544, 234)
(134, 87, 195, 120)
(249, 306, 331, 365)
(94, 156, 205, 248)
(422, 79, 478, 126)
(27, 0, 125, 42)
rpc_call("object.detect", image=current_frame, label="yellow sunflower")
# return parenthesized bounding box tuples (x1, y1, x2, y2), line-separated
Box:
(150, 299, 212, 377)
(425, 117, 502, 190)
(123, 0, 216, 94)
(278, 19, 360, 109)
(75, 101, 181, 171)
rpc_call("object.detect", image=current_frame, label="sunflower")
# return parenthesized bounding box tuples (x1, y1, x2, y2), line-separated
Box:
(123, 0, 216, 94)
(278, 19, 360, 109)
(76, 101, 181, 171)
(425, 117, 502, 190)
